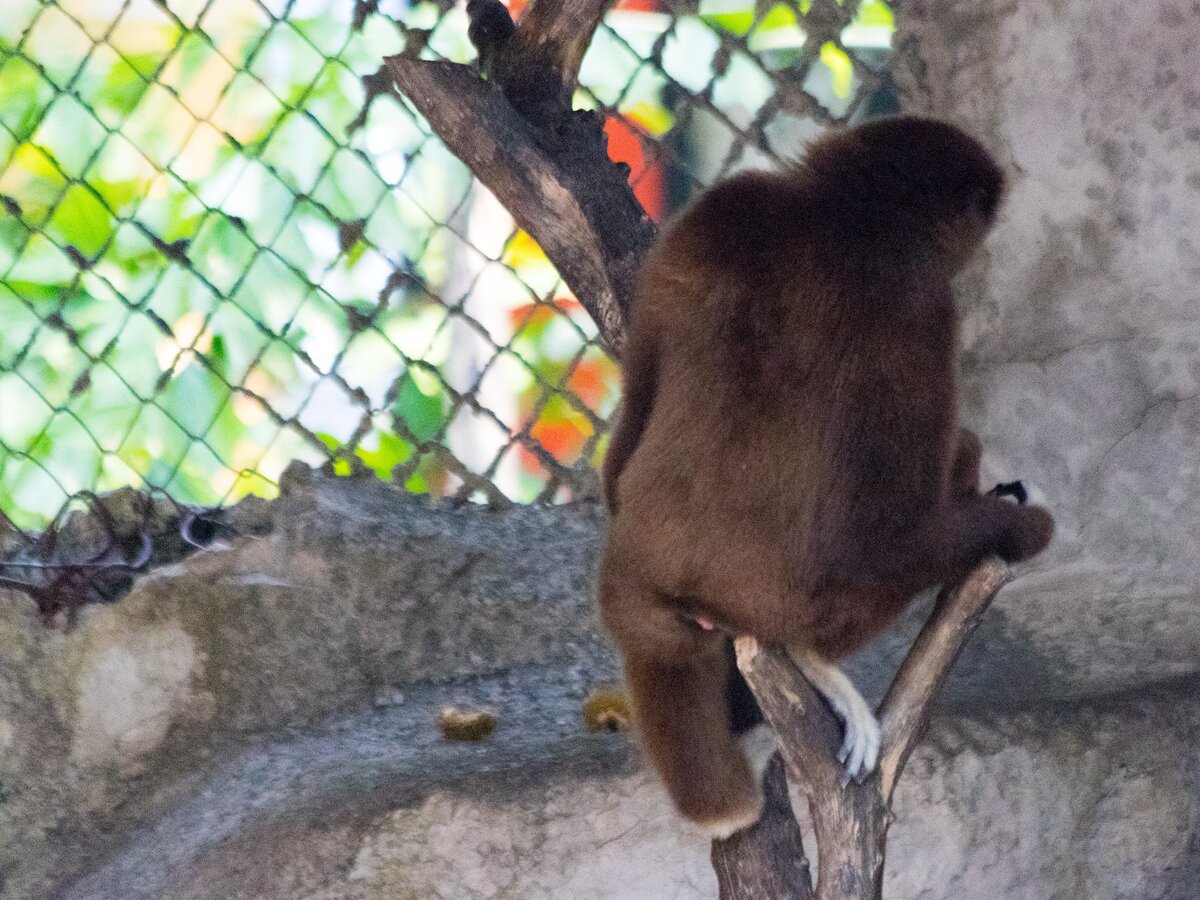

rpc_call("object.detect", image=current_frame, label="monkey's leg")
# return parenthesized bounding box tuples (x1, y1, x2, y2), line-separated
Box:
(788, 644, 881, 785)
(600, 567, 767, 837)
(622, 639, 767, 837)
(941, 495, 1054, 568)
(881, 495, 1052, 591)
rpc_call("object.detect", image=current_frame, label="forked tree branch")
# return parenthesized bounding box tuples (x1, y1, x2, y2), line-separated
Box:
(499, 0, 612, 110)
(719, 558, 1013, 899)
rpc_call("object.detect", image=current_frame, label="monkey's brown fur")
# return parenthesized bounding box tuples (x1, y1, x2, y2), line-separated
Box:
(598, 117, 1055, 833)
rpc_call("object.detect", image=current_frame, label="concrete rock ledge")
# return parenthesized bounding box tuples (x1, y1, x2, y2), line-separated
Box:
(58, 666, 1200, 900)
(2, 469, 1198, 898)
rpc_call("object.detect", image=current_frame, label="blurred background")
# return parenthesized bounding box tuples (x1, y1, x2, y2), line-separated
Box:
(0, 0, 896, 531)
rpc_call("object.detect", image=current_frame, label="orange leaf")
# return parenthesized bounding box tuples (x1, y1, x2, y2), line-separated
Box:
(604, 116, 665, 221)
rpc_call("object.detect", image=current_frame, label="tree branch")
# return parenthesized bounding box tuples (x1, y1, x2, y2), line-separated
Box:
(732, 636, 888, 899)
(499, 0, 613, 111)
(877, 556, 1011, 799)
(723, 559, 1013, 899)
(733, 636, 844, 792)
(386, 57, 650, 352)
(711, 755, 815, 900)
(386, 0, 650, 355)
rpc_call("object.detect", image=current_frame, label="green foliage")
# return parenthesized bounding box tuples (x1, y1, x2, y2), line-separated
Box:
(0, 0, 892, 528)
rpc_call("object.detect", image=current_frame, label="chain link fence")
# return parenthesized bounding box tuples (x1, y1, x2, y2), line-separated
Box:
(0, 0, 899, 560)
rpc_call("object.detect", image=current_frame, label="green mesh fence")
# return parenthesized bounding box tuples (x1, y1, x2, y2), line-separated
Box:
(0, 0, 897, 542)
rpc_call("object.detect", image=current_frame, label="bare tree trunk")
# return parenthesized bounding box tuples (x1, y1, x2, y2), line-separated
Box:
(711, 756, 815, 899)
(384, 5, 1016, 897)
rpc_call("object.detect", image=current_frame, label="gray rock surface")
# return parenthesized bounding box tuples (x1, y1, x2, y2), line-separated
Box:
(0, 469, 614, 898)
(2, 470, 1199, 898)
(896, 0, 1200, 585)
(54, 663, 1200, 900)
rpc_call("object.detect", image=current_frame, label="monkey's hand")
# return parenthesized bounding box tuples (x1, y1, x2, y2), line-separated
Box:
(831, 688, 881, 787)
(988, 480, 1028, 504)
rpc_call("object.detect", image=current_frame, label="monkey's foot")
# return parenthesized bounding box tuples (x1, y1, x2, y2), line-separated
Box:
(788, 646, 881, 786)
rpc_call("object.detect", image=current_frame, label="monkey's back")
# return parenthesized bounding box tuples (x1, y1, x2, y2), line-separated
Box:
(609, 171, 960, 629)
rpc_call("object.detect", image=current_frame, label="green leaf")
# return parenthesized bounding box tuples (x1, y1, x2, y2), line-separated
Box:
(45, 185, 115, 258)
(701, 0, 807, 35)
(820, 41, 854, 98)
(355, 430, 414, 480)
(100, 57, 152, 118)
(393, 370, 446, 442)
(315, 431, 342, 452)
(623, 101, 676, 138)
(158, 364, 227, 437)
(855, 0, 894, 29)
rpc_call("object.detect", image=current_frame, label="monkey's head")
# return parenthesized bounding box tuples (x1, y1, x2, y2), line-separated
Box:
(801, 116, 1006, 273)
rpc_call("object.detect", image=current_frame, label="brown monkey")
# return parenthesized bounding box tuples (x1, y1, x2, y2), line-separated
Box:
(598, 116, 1054, 837)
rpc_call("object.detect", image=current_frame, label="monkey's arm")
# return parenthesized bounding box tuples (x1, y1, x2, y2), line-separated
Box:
(602, 328, 658, 514)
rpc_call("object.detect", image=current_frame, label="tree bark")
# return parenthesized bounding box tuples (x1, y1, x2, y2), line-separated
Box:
(722, 559, 1013, 899)
(385, 0, 651, 355)
(711, 755, 815, 899)
(497, 0, 612, 111)
(877, 559, 1012, 800)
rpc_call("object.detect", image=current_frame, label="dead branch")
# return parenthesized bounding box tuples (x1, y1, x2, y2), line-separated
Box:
(385, 0, 652, 355)
(722, 559, 1012, 900)
(711, 755, 816, 899)
(498, 0, 612, 111)
(877, 558, 1012, 799)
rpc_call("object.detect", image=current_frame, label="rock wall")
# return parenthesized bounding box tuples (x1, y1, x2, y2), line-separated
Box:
(896, 0, 1200, 586)
(55, 665, 1200, 900)
(2, 470, 1198, 899)
(0, 469, 613, 898)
